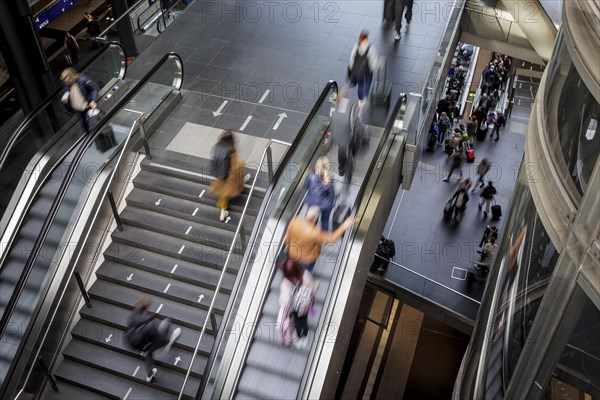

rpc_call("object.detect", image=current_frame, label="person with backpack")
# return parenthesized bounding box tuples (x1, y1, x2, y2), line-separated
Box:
(450, 179, 471, 221)
(479, 180, 497, 218)
(348, 30, 378, 109)
(209, 130, 250, 222)
(491, 112, 506, 141)
(371, 235, 396, 272)
(304, 156, 335, 231)
(125, 298, 181, 383)
(437, 111, 451, 145)
(474, 158, 491, 190)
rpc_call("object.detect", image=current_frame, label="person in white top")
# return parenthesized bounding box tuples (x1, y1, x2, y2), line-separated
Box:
(347, 30, 378, 109)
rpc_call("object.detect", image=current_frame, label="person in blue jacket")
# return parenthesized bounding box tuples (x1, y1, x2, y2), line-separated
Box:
(304, 156, 336, 231)
(60, 67, 100, 132)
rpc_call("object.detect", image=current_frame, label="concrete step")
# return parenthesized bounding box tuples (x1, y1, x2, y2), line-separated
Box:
(44, 380, 110, 400)
(102, 242, 236, 294)
(110, 224, 241, 273)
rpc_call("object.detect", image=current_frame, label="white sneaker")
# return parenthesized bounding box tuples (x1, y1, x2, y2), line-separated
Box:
(164, 327, 181, 353)
(219, 209, 229, 222)
(294, 336, 309, 350)
(395, 32, 401, 41)
(243, 173, 251, 183)
(146, 368, 157, 382)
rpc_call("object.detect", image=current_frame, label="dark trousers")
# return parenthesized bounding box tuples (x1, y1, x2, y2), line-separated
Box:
(357, 74, 372, 100)
(446, 165, 463, 179)
(77, 110, 90, 132)
(144, 319, 170, 375)
(338, 145, 348, 175)
(293, 313, 309, 338)
(394, 0, 413, 32)
(320, 207, 332, 231)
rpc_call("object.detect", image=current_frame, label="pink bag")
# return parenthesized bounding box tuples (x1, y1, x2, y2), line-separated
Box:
(276, 303, 294, 347)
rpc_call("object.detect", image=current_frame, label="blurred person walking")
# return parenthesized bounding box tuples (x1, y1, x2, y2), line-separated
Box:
(443, 149, 465, 182)
(331, 87, 352, 177)
(348, 30, 378, 109)
(126, 298, 181, 382)
(209, 130, 250, 222)
(393, 0, 414, 40)
(63, 32, 79, 65)
(60, 67, 99, 132)
(304, 156, 336, 231)
(474, 158, 491, 190)
(479, 180, 497, 218)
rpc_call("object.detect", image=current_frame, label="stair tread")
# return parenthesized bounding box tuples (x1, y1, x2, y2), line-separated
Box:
(71, 316, 207, 377)
(237, 364, 300, 400)
(62, 339, 200, 397)
(55, 359, 176, 400)
(96, 261, 229, 312)
(110, 225, 240, 271)
(119, 206, 243, 253)
(103, 242, 236, 293)
(45, 380, 110, 400)
(78, 300, 214, 354)
(134, 169, 263, 216)
(88, 280, 221, 330)
(126, 187, 257, 232)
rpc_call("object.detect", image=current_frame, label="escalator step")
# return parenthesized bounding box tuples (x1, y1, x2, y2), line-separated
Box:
(236, 365, 299, 400)
(245, 339, 306, 380)
(103, 242, 236, 294)
(96, 261, 229, 313)
(133, 169, 262, 216)
(78, 300, 214, 355)
(126, 187, 257, 232)
(119, 206, 243, 254)
(44, 380, 111, 400)
(54, 359, 175, 400)
(110, 225, 240, 272)
(88, 280, 222, 332)
(62, 339, 200, 398)
(70, 318, 207, 377)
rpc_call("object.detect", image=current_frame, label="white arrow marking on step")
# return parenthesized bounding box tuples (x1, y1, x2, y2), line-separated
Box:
(105, 334, 113, 343)
(126, 273, 133, 281)
(174, 356, 181, 366)
(240, 115, 252, 131)
(156, 303, 164, 313)
(225, 215, 231, 224)
(272, 112, 287, 130)
(198, 294, 204, 303)
(199, 190, 205, 198)
(141, 258, 144, 262)
(192, 207, 198, 216)
(132, 366, 140, 376)
(171, 264, 178, 273)
(213, 100, 228, 117)
(155, 198, 162, 206)
(123, 388, 132, 400)
(178, 245, 185, 254)
(164, 283, 171, 293)
(258, 89, 270, 104)
(185, 226, 192, 235)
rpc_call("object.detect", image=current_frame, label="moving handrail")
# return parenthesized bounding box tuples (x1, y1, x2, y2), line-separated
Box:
(199, 81, 338, 398)
(178, 138, 291, 400)
(0, 52, 183, 391)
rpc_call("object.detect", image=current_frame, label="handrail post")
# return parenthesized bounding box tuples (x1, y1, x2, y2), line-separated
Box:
(37, 356, 59, 392)
(107, 190, 123, 232)
(138, 117, 152, 160)
(73, 270, 92, 308)
(266, 146, 273, 181)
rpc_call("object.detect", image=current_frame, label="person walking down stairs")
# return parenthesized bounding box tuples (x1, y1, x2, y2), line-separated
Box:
(209, 130, 251, 222)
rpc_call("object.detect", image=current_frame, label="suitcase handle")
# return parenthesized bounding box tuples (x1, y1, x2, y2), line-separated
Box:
(376, 56, 387, 83)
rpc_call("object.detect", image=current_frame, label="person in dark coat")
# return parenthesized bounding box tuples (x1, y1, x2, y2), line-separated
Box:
(393, 0, 414, 40)
(60, 67, 100, 132)
(331, 87, 352, 177)
(126, 298, 181, 382)
(209, 130, 250, 222)
(304, 156, 335, 231)
(63, 32, 79, 65)
(479, 180, 497, 218)
(348, 30, 378, 108)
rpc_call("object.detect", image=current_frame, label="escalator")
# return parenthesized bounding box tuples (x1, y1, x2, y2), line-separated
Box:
(0, 52, 184, 399)
(205, 90, 410, 399)
(0, 41, 127, 224)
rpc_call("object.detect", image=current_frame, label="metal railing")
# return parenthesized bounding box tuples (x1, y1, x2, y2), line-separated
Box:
(177, 138, 291, 400)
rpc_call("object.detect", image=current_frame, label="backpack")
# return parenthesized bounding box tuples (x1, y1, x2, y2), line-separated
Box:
(291, 282, 314, 318)
(351, 45, 371, 81)
(350, 103, 368, 154)
(125, 318, 155, 351)
(211, 144, 231, 179)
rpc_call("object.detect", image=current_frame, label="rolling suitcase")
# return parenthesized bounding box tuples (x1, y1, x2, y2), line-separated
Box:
(370, 57, 392, 109)
(95, 124, 116, 152)
(466, 147, 475, 162)
(476, 127, 487, 141)
(491, 204, 502, 220)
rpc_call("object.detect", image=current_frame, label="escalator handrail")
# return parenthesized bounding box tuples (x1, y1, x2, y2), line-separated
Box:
(178, 138, 292, 400)
(0, 41, 127, 173)
(196, 81, 338, 398)
(300, 94, 408, 395)
(0, 52, 184, 341)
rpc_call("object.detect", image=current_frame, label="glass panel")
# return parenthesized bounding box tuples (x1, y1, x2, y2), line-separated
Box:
(483, 169, 560, 398)
(0, 43, 126, 230)
(0, 53, 182, 388)
(542, 295, 600, 399)
(544, 31, 600, 203)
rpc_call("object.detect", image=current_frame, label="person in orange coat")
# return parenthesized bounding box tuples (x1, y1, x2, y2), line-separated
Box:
(285, 206, 353, 279)
(209, 130, 250, 222)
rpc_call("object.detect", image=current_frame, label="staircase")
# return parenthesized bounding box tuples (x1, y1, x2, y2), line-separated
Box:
(49, 157, 264, 399)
